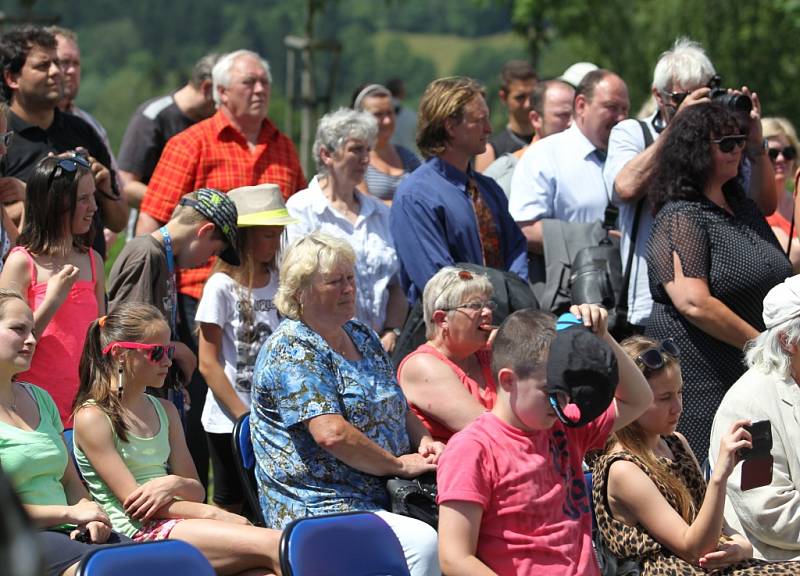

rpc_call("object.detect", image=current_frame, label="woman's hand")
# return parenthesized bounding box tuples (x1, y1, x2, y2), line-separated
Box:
(712, 420, 752, 482)
(81, 520, 112, 544)
(698, 535, 752, 571)
(417, 437, 446, 464)
(67, 499, 110, 527)
(123, 476, 181, 521)
(44, 264, 80, 306)
(397, 453, 437, 479)
(569, 303, 608, 338)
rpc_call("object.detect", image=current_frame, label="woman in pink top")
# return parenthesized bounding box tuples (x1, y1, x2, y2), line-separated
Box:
(0, 154, 105, 427)
(398, 266, 497, 442)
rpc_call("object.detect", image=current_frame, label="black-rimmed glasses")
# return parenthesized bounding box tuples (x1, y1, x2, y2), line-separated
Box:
(711, 135, 747, 153)
(635, 338, 680, 373)
(664, 90, 690, 108)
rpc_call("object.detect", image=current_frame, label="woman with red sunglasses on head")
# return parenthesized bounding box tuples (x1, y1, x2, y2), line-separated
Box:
(592, 335, 799, 574)
(644, 102, 791, 464)
(71, 302, 283, 576)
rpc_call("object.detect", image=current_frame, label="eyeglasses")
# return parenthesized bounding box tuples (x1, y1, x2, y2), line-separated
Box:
(664, 90, 690, 107)
(102, 341, 176, 363)
(711, 134, 747, 153)
(441, 300, 497, 312)
(635, 338, 680, 373)
(1, 131, 12, 148)
(47, 153, 91, 186)
(768, 146, 797, 162)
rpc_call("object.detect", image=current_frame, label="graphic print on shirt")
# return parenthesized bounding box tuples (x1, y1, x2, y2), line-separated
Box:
(549, 429, 590, 520)
(234, 296, 277, 392)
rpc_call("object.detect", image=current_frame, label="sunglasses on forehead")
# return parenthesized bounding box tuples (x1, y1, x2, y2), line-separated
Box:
(635, 338, 680, 373)
(102, 341, 176, 363)
(768, 146, 797, 162)
(47, 153, 91, 185)
(711, 135, 747, 153)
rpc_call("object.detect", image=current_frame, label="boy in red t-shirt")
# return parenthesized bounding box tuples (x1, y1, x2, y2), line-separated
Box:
(437, 304, 653, 576)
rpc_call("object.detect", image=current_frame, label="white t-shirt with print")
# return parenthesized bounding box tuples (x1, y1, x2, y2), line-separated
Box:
(196, 272, 279, 434)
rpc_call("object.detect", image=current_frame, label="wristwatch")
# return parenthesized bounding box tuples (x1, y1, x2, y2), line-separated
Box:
(382, 327, 402, 337)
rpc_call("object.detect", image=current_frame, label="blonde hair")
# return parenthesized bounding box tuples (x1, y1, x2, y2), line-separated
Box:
(606, 335, 696, 523)
(422, 266, 492, 340)
(761, 117, 800, 152)
(417, 76, 485, 160)
(275, 232, 356, 320)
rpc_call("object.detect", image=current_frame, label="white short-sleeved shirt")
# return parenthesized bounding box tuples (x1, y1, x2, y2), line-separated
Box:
(509, 123, 609, 224)
(285, 176, 399, 331)
(196, 272, 279, 434)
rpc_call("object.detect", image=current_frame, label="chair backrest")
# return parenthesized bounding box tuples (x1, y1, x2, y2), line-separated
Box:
(232, 412, 265, 526)
(76, 540, 214, 576)
(280, 511, 411, 576)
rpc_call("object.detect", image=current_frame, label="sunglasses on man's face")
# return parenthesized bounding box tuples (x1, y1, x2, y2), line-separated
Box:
(711, 135, 747, 153)
(102, 341, 176, 363)
(665, 90, 690, 107)
(768, 146, 797, 162)
(635, 338, 680, 373)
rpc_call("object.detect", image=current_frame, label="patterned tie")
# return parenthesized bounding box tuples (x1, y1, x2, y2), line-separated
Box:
(467, 177, 504, 269)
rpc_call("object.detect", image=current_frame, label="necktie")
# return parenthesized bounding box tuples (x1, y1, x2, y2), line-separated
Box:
(467, 177, 504, 269)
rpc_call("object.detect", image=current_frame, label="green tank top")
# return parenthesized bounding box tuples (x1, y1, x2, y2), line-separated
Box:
(74, 395, 171, 537)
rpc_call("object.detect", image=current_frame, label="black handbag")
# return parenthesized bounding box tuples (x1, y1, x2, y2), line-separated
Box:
(385, 472, 438, 529)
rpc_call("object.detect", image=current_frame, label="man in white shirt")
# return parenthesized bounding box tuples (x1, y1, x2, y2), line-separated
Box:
(509, 69, 629, 254)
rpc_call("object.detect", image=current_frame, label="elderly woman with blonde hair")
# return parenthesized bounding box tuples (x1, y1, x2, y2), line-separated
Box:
(251, 231, 443, 576)
(710, 274, 800, 562)
(398, 266, 498, 443)
(763, 117, 800, 269)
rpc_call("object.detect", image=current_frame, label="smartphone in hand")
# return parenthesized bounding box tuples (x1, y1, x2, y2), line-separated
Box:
(740, 420, 773, 491)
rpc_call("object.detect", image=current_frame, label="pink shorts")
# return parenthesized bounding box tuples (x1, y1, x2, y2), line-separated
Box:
(132, 518, 184, 542)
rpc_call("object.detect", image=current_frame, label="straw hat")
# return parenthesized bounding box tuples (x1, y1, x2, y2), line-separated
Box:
(226, 184, 299, 227)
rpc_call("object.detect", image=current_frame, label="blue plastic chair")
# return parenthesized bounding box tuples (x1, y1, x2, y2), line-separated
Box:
(232, 412, 265, 526)
(76, 540, 214, 576)
(280, 511, 411, 576)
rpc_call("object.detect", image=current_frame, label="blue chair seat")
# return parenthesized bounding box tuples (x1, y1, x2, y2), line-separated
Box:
(232, 412, 266, 526)
(76, 540, 214, 576)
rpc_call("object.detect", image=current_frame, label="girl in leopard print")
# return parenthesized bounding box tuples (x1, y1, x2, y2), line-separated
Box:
(592, 335, 799, 574)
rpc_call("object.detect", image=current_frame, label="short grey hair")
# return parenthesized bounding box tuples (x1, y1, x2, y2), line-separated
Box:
(312, 108, 378, 175)
(191, 52, 220, 88)
(652, 37, 715, 94)
(422, 266, 493, 340)
(275, 232, 356, 320)
(744, 317, 800, 378)
(212, 49, 272, 106)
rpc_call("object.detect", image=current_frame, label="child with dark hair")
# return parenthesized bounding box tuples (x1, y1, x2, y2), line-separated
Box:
(0, 153, 104, 427)
(437, 304, 652, 576)
(71, 302, 282, 575)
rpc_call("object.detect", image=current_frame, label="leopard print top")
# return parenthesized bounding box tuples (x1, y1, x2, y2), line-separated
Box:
(592, 434, 797, 575)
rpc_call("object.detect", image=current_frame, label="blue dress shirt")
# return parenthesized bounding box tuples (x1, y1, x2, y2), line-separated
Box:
(390, 156, 528, 303)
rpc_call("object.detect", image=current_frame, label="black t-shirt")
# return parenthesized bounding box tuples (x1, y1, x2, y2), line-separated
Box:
(117, 94, 195, 184)
(2, 108, 118, 257)
(489, 126, 533, 157)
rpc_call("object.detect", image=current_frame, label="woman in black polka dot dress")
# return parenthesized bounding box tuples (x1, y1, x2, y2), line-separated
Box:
(644, 103, 791, 463)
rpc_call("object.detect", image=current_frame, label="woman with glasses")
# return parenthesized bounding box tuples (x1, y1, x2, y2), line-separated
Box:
(762, 117, 800, 270)
(251, 232, 443, 576)
(397, 266, 497, 443)
(643, 102, 791, 462)
(0, 153, 105, 427)
(286, 108, 407, 354)
(592, 335, 798, 574)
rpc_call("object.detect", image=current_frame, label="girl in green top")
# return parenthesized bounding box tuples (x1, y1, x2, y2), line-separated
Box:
(72, 302, 282, 576)
(0, 288, 125, 576)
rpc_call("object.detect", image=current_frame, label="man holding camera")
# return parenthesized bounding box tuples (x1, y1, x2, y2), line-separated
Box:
(604, 37, 776, 333)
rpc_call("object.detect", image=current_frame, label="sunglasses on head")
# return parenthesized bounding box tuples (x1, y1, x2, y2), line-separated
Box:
(102, 341, 176, 363)
(47, 153, 91, 186)
(635, 338, 680, 373)
(768, 146, 797, 162)
(711, 135, 747, 153)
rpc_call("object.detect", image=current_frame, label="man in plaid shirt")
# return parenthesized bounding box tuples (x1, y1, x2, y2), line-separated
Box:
(137, 49, 305, 487)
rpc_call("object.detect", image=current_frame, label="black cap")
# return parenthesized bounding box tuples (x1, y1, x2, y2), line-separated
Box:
(178, 188, 240, 266)
(545, 313, 618, 427)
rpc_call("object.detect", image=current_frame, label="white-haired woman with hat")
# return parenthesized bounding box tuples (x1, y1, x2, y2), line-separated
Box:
(710, 275, 800, 562)
(592, 334, 800, 574)
(397, 266, 498, 443)
(286, 107, 408, 354)
(196, 183, 296, 514)
(352, 83, 420, 204)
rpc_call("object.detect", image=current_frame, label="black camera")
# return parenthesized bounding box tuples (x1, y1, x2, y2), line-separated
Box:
(707, 75, 752, 114)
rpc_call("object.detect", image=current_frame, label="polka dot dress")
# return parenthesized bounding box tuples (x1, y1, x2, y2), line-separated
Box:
(645, 188, 791, 463)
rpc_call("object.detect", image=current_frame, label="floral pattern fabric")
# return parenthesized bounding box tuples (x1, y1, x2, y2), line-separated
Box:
(252, 318, 410, 528)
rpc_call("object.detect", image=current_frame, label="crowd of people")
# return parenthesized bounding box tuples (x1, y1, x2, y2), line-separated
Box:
(1, 20, 800, 576)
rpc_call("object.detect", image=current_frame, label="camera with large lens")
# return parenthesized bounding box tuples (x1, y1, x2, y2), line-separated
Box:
(707, 74, 752, 114)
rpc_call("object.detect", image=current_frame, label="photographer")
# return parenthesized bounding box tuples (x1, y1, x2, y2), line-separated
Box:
(710, 275, 800, 562)
(604, 38, 777, 334)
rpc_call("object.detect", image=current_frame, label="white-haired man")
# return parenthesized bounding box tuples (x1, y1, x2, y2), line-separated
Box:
(604, 37, 775, 332)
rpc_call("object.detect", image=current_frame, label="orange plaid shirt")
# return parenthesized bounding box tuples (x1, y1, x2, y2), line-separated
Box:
(140, 110, 306, 299)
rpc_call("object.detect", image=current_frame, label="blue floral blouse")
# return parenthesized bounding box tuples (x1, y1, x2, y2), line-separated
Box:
(251, 318, 410, 528)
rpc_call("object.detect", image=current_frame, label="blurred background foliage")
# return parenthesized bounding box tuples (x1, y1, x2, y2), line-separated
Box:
(4, 0, 799, 151)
